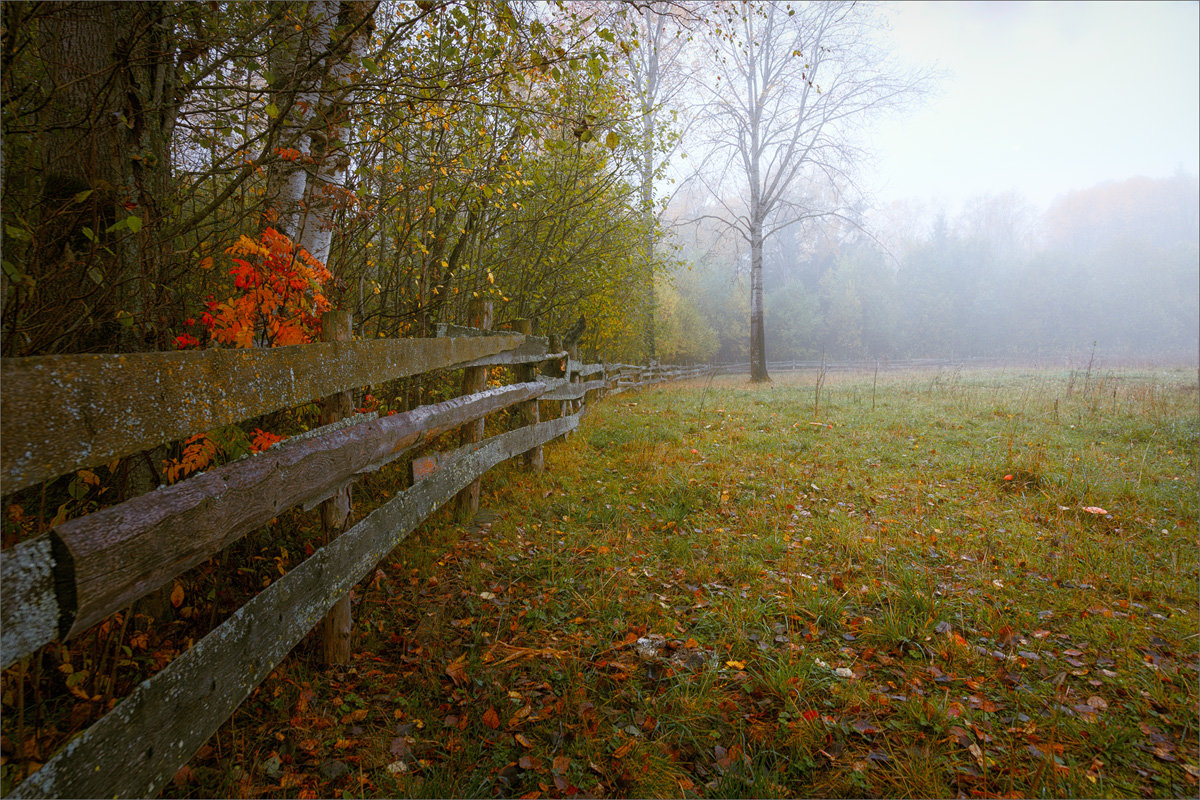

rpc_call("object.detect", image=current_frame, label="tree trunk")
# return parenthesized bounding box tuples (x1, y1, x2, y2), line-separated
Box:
(297, 1, 375, 267)
(265, 0, 338, 241)
(749, 218, 770, 382)
(34, 2, 178, 356)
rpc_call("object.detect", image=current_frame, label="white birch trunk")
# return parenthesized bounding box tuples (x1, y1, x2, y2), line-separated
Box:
(276, 0, 338, 242)
(297, 1, 375, 268)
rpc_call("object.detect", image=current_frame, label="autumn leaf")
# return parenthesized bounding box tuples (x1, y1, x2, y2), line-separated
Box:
(171, 582, 185, 608)
(445, 655, 468, 686)
(482, 706, 500, 729)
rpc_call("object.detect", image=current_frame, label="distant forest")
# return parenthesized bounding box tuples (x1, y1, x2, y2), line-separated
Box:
(659, 174, 1200, 365)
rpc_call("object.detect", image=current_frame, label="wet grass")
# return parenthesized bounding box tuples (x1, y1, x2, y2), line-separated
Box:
(168, 367, 1198, 798)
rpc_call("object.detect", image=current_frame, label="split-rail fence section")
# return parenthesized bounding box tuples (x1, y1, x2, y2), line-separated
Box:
(0, 305, 706, 798)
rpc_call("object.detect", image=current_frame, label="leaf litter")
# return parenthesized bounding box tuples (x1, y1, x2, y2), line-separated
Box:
(119, 370, 1199, 798)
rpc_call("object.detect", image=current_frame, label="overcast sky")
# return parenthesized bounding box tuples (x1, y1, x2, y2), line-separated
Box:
(863, 0, 1200, 212)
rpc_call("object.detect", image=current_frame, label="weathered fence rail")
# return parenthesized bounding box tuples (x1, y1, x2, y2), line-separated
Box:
(0, 310, 709, 799)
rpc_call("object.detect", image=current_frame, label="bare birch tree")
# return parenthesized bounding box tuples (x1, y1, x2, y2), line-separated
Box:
(697, 0, 919, 381)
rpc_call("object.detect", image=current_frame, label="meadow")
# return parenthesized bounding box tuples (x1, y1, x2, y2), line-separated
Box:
(169, 367, 1198, 798)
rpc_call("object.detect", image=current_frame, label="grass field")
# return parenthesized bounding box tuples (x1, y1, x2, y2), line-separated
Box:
(172, 367, 1198, 798)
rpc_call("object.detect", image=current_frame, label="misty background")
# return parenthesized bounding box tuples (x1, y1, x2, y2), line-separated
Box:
(654, 1, 1199, 366)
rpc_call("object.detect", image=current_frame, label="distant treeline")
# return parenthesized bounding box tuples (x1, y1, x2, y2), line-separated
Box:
(659, 174, 1199, 364)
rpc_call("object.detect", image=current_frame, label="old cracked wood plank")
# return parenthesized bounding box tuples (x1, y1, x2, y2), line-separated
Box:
(53, 382, 546, 641)
(1, 335, 522, 492)
(8, 411, 580, 800)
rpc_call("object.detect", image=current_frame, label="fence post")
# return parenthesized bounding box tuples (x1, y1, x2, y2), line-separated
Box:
(456, 299, 493, 519)
(543, 333, 563, 418)
(319, 309, 354, 664)
(567, 341, 581, 414)
(515, 319, 543, 472)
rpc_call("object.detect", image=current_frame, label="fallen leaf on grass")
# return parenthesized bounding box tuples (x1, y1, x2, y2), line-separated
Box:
(612, 740, 635, 759)
(1153, 746, 1178, 762)
(1081, 506, 1108, 515)
(482, 706, 501, 729)
(445, 656, 468, 685)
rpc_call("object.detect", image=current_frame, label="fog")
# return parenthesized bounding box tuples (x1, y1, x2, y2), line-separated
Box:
(654, 1, 1199, 367)
(866, 1, 1200, 212)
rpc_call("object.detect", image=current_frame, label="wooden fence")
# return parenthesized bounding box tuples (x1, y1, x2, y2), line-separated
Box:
(0, 309, 708, 799)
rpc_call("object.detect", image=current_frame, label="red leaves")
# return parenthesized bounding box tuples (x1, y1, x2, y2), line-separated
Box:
(200, 228, 332, 349)
(250, 428, 285, 453)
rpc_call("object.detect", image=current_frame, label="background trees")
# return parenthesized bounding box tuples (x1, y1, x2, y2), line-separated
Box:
(693, 0, 918, 380)
(2, 2, 1193, 370)
(658, 174, 1199, 363)
(1, 0, 665, 362)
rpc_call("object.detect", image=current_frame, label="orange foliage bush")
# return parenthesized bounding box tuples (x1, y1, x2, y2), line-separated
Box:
(164, 228, 331, 483)
(201, 227, 333, 348)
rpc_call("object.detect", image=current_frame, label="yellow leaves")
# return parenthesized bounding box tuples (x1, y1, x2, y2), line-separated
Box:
(226, 234, 269, 259)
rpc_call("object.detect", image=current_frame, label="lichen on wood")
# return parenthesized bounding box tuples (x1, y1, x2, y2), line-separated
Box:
(7, 411, 580, 800)
(0, 536, 58, 669)
(0, 335, 523, 493)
